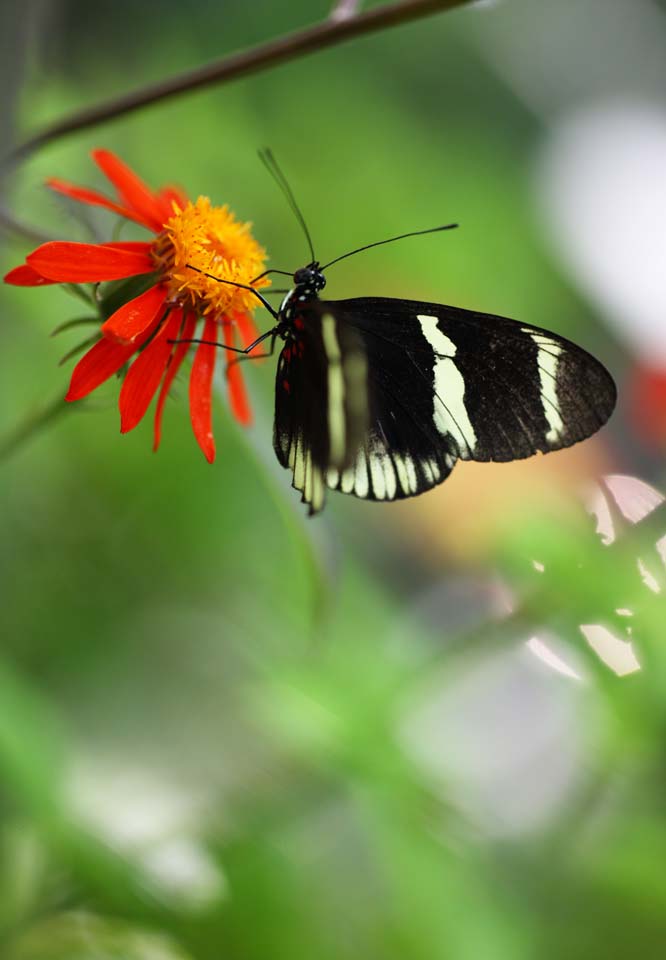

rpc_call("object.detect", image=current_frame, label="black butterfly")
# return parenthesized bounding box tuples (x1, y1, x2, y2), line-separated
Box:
(185, 154, 616, 515)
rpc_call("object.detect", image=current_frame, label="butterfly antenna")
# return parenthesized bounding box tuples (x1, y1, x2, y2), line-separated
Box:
(321, 223, 459, 271)
(259, 148, 316, 264)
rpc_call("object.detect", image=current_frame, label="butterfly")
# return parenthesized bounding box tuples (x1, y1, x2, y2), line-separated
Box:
(185, 153, 616, 515)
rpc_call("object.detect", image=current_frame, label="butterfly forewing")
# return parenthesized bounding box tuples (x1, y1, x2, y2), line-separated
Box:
(273, 306, 368, 514)
(333, 296, 616, 460)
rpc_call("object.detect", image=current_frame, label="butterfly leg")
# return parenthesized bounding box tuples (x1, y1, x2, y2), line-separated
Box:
(225, 331, 280, 372)
(168, 326, 279, 355)
(185, 263, 279, 318)
(250, 269, 293, 282)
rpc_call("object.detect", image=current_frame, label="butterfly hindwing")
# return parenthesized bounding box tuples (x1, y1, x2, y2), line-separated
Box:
(273, 306, 368, 514)
(324, 312, 457, 502)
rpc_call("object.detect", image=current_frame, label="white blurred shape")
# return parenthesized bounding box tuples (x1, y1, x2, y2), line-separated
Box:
(69, 761, 225, 909)
(605, 474, 665, 525)
(658, 534, 666, 567)
(637, 557, 662, 594)
(589, 473, 666, 595)
(492, 576, 516, 616)
(141, 839, 226, 907)
(579, 624, 641, 676)
(527, 636, 581, 680)
(589, 483, 616, 545)
(539, 101, 666, 361)
(477, 0, 666, 117)
(587, 473, 665, 545)
(402, 646, 585, 836)
(71, 764, 196, 844)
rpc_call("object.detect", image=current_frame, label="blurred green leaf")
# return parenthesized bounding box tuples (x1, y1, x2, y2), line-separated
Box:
(6, 913, 193, 960)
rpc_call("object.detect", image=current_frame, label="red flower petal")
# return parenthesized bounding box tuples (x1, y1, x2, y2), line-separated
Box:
(101, 241, 153, 254)
(66, 311, 163, 403)
(66, 339, 133, 401)
(223, 320, 252, 426)
(46, 178, 145, 227)
(630, 363, 666, 447)
(189, 316, 218, 463)
(92, 150, 165, 233)
(154, 311, 195, 452)
(119, 310, 182, 433)
(156, 185, 189, 222)
(233, 310, 262, 352)
(101, 283, 168, 345)
(3, 263, 57, 286)
(27, 241, 154, 282)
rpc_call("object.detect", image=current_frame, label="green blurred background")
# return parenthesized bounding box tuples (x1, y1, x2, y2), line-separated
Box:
(1, 1, 666, 957)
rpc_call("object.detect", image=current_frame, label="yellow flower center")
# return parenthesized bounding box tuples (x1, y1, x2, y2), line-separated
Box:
(152, 196, 269, 317)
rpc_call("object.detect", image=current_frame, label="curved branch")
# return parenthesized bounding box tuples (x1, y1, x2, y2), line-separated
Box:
(3, 0, 474, 171)
(0, 205, 54, 244)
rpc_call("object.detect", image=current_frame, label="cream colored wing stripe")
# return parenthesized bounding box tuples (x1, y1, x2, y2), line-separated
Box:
(526, 331, 565, 444)
(321, 314, 346, 465)
(369, 454, 395, 499)
(293, 433, 306, 490)
(354, 456, 370, 498)
(391, 451, 418, 495)
(417, 315, 477, 457)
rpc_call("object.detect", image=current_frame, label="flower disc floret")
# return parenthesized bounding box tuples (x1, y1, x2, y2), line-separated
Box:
(154, 196, 269, 316)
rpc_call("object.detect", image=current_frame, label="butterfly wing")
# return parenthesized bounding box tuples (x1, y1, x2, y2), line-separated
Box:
(273, 305, 368, 514)
(274, 296, 616, 513)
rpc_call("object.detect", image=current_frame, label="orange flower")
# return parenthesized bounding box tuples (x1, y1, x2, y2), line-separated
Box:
(4, 150, 270, 461)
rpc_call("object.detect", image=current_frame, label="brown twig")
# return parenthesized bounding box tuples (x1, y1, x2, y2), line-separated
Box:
(2, 0, 474, 173)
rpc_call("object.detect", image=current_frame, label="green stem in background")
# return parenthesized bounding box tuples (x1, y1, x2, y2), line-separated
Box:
(0, 392, 69, 464)
(215, 377, 332, 632)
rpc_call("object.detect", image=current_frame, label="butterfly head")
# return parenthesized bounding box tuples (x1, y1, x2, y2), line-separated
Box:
(293, 263, 326, 294)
